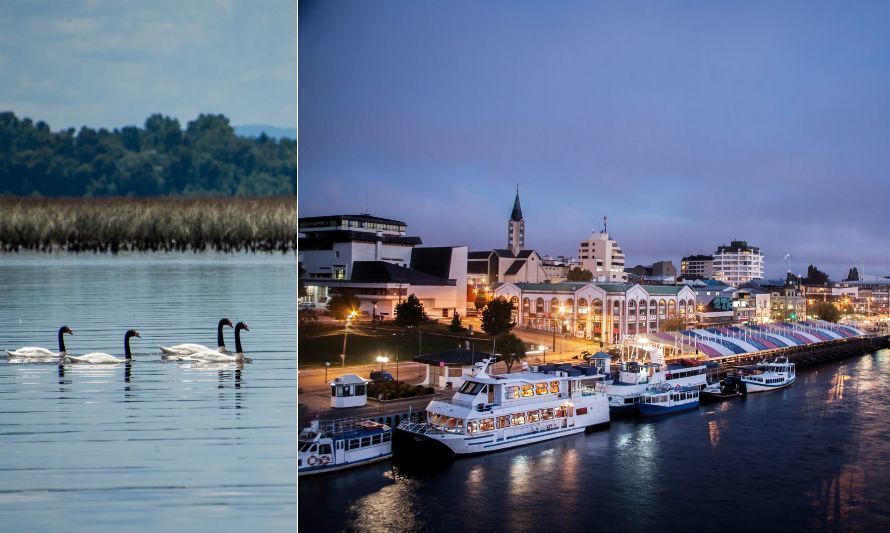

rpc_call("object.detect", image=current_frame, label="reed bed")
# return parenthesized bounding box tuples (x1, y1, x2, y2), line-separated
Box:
(0, 196, 296, 253)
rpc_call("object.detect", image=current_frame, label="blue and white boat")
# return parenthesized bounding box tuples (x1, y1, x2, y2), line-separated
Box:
(298, 418, 392, 476)
(637, 384, 700, 416)
(604, 353, 710, 414)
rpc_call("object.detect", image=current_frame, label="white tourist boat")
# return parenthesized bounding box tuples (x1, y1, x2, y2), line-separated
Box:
(604, 347, 710, 413)
(736, 356, 796, 393)
(396, 358, 609, 456)
(298, 418, 392, 476)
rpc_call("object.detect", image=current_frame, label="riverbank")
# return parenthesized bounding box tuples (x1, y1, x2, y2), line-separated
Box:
(0, 195, 296, 253)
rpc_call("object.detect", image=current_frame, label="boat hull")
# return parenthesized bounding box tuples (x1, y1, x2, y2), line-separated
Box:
(396, 422, 608, 456)
(638, 400, 699, 416)
(742, 378, 795, 393)
(298, 453, 392, 477)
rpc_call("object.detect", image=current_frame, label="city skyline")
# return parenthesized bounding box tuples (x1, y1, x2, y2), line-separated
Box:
(299, 1, 890, 280)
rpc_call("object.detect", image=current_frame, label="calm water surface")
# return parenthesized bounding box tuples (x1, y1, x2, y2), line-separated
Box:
(300, 350, 890, 532)
(0, 253, 296, 531)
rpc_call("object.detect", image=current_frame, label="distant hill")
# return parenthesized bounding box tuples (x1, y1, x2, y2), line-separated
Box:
(235, 124, 297, 140)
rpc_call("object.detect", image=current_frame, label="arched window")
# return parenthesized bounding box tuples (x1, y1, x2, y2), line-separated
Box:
(578, 298, 589, 315)
(593, 299, 603, 318)
(669, 300, 677, 317)
(639, 299, 647, 316)
(678, 299, 686, 315)
(523, 297, 531, 315)
(550, 297, 560, 315)
(612, 300, 621, 316)
(649, 299, 657, 310)
(658, 299, 667, 316)
(510, 296, 519, 307)
(536, 297, 545, 314)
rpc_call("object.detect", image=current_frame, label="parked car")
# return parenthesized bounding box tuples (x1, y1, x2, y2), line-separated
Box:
(369, 370, 394, 382)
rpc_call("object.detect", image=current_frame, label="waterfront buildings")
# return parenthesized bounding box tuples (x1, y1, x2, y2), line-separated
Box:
(577, 218, 628, 282)
(680, 254, 714, 279)
(493, 281, 696, 344)
(712, 240, 764, 286)
(298, 214, 468, 318)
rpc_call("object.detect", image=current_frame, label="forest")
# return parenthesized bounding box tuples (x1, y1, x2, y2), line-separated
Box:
(0, 112, 296, 197)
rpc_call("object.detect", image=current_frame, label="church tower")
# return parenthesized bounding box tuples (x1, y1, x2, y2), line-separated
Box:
(507, 187, 525, 255)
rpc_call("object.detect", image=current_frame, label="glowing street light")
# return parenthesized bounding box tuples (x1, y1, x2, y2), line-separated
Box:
(376, 355, 389, 371)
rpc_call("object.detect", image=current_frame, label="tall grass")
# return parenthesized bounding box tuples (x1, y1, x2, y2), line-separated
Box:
(0, 196, 296, 253)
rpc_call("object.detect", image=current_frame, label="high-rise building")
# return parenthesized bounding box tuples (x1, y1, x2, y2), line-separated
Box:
(507, 188, 525, 255)
(578, 217, 627, 282)
(680, 254, 714, 279)
(713, 240, 764, 286)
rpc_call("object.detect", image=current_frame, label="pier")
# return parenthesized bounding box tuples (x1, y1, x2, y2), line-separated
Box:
(706, 334, 890, 373)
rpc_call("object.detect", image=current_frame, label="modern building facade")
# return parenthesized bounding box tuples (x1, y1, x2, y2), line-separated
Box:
(493, 282, 696, 344)
(299, 214, 468, 318)
(712, 240, 764, 286)
(578, 218, 628, 282)
(680, 254, 714, 279)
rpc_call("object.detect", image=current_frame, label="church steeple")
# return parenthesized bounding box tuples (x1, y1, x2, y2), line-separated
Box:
(510, 185, 523, 222)
(507, 185, 525, 254)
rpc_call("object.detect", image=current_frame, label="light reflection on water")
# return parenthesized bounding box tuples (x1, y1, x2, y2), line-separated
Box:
(300, 350, 890, 532)
(0, 253, 296, 531)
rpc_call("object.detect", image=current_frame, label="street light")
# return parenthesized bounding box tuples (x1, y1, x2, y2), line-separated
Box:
(376, 355, 389, 371)
(324, 361, 330, 382)
(341, 310, 357, 367)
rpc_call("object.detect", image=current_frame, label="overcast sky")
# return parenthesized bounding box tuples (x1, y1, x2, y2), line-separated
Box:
(299, 1, 890, 280)
(0, 0, 296, 130)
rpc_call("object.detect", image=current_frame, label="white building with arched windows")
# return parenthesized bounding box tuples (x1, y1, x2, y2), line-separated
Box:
(493, 282, 697, 344)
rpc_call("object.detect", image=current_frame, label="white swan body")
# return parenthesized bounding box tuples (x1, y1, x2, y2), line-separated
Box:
(159, 319, 233, 356)
(6, 347, 60, 358)
(66, 353, 125, 364)
(6, 326, 74, 358)
(189, 321, 249, 363)
(67, 329, 140, 365)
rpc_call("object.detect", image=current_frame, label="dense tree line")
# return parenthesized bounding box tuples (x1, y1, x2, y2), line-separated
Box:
(0, 112, 296, 197)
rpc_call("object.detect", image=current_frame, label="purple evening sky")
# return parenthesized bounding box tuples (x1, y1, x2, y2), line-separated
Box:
(298, 1, 890, 280)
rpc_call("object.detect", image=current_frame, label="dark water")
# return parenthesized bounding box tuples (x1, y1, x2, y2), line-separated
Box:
(0, 253, 296, 531)
(300, 350, 890, 532)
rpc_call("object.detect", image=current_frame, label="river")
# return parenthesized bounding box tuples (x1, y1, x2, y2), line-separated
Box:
(0, 253, 296, 531)
(300, 350, 890, 532)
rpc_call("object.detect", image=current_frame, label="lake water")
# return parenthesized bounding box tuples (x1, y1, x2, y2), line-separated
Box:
(0, 253, 296, 531)
(300, 350, 890, 532)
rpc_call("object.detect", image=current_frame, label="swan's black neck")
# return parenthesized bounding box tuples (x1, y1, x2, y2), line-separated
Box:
(124, 335, 133, 359)
(235, 327, 244, 354)
(58, 329, 67, 354)
(217, 322, 227, 349)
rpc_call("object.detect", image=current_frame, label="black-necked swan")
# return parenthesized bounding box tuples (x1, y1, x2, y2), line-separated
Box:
(191, 322, 249, 362)
(5, 326, 74, 358)
(67, 330, 140, 364)
(159, 318, 233, 357)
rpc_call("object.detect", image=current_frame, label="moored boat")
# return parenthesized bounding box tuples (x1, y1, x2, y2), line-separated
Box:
(298, 418, 392, 476)
(637, 384, 700, 416)
(735, 356, 795, 393)
(396, 358, 609, 456)
(604, 350, 711, 414)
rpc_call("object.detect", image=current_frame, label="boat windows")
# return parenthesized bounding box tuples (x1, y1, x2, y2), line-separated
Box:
(496, 415, 511, 428)
(480, 418, 495, 432)
(348, 439, 360, 450)
(505, 386, 518, 400)
(511, 412, 526, 426)
(361, 437, 371, 447)
(555, 406, 567, 417)
(521, 384, 535, 398)
(541, 408, 554, 420)
(527, 410, 541, 423)
(458, 381, 485, 396)
(372, 435, 382, 445)
(382, 432, 391, 442)
(550, 381, 560, 394)
(319, 444, 332, 455)
(535, 383, 549, 395)
(298, 441, 314, 452)
(467, 420, 479, 434)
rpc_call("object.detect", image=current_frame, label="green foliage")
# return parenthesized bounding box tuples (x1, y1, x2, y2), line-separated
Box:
(659, 317, 686, 332)
(566, 267, 593, 282)
(846, 267, 860, 281)
(367, 381, 434, 400)
(481, 296, 515, 336)
(327, 292, 360, 321)
(395, 294, 428, 327)
(811, 301, 840, 322)
(0, 111, 296, 197)
(474, 292, 487, 311)
(0, 196, 295, 252)
(804, 264, 830, 285)
(495, 332, 527, 373)
(449, 312, 464, 333)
